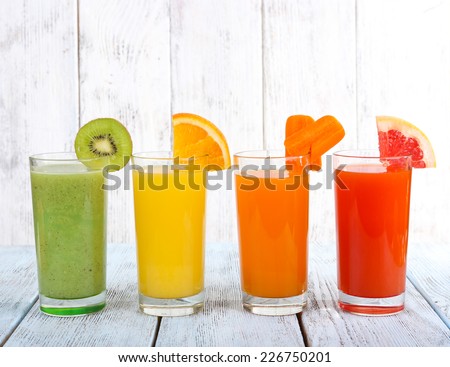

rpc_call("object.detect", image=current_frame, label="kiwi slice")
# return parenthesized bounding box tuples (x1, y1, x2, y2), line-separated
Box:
(75, 117, 133, 171)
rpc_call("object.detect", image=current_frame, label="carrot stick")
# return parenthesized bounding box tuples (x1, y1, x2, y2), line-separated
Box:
(285, 115, 323, 170)
(285, 115, 313, 172)
(285, 115, 314, 139)
(285, 115, 345, 161)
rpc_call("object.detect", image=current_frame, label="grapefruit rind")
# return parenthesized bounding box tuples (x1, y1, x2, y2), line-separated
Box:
(376, 115, 436, 168)
(173, 113, 231, 169)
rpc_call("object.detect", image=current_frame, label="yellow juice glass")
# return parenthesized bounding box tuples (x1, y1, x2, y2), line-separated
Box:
(132, 152, 206, 316)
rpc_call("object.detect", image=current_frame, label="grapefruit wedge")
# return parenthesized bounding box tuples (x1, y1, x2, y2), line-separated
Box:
(173, 113, 231, 169)
(376, 116, 436, 168)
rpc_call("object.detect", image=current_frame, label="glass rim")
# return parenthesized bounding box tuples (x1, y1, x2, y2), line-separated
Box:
(234, 149, 310, 159)
(333, 149, 412, 160)
(29, 152, 101, 163)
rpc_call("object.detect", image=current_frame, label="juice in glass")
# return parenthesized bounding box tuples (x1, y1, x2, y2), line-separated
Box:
(132, 153, 206, 316)
(334, 151, 412, 315)
(30, 153, 107, 316)
(234, 151, 309, 315)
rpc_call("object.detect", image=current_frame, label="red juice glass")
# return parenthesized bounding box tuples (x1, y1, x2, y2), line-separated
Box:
(333, 150, 412, 315)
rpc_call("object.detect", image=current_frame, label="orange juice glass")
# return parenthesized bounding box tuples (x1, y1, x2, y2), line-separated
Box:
(234, 150, 310, 315)
(132, 152, 206, 316)
(333, 150, 412, 315)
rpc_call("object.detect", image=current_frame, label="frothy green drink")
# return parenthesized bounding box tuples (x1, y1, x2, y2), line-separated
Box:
(30, 156, 107, 316)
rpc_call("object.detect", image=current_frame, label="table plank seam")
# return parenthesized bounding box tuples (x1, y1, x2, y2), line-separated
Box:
(407, 272, 450, 330)
(150, 317, 162, 347)
(0, 295, 39, 347)
(297, 313, 309, 347)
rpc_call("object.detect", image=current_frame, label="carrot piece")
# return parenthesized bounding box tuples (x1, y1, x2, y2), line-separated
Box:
(285, 115, 322, 170)
(285, 115, 314, 140)
(285, 115, 313, 172)
(285, 115, 345, 161)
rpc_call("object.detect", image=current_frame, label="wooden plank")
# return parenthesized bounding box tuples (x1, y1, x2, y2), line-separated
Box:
(78, 0, 171, 246)
(407, 243, 450, 325)
(170, 0, 263, 244)
(5, 245, 158, 347)
(2, 243, 448, 347)
(262, 0, 357, 245)
(301, 242, 450, 347)
(356, 0, 450, 244)
(0, 247, 37, 346)
(0, 0, 79, 246)
(156, 243, 305, 347)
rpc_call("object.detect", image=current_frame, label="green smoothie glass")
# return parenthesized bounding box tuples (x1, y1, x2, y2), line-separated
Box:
(30, 153, 107, 316)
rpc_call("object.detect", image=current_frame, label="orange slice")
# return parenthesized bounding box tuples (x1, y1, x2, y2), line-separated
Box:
(376, 116, 436, 168)
(173, 113, 231, 169)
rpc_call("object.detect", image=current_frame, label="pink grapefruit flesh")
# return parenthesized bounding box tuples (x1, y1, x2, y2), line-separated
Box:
(376, 116, 436, 168)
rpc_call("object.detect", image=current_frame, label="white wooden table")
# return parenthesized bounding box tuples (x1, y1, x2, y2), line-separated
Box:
(1, 243, 449, 347)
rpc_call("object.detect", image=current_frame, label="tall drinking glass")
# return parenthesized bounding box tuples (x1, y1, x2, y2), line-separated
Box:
(333, 150, 412, 315)
(30, 153, 107, 316)
(132, 152, 206, 316)
(234, 150, 310, 315)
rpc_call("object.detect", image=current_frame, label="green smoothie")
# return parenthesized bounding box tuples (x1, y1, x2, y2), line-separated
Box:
(31, 163, 106, 300)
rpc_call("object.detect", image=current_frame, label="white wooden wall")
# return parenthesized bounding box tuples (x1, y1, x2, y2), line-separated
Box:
(1, 0, 449, 247)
